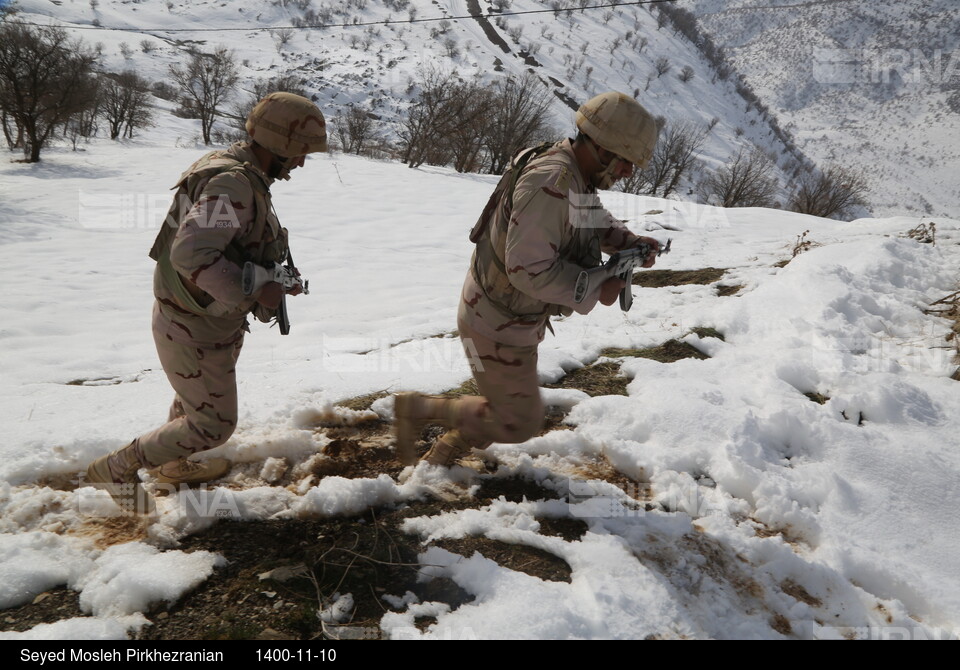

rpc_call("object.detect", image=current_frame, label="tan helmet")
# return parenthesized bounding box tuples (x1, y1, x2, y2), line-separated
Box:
(246, 92, 328, 156)
(575, 92, 658, 168)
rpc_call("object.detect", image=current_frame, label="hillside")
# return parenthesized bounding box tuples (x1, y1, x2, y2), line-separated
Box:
(14, 0, 813, 205)
(685, 0, 960, 217)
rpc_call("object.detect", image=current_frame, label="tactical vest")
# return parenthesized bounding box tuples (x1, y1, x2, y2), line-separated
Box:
(469, 141, 602, 323)
(149, 150, 288, 321)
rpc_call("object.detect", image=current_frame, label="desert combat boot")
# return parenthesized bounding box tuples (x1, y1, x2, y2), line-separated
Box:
(152, 457, 231, 488)
(85, 442, 155, 515)
(422, 431, 472, 467)
(393, 392, 460, 465)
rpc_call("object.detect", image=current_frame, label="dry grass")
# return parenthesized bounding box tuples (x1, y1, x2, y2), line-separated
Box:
(602, 339, 710, 363)
(925, 289, 960, 380)
(633, 267, 727, 288)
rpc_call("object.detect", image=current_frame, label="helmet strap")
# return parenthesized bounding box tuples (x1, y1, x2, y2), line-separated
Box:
(581, 136, 622, 190)
(268, 154, 295, 181)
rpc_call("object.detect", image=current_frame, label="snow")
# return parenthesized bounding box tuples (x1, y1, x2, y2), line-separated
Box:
(1, 1, 959, 641)
(2, 134, 958, 639)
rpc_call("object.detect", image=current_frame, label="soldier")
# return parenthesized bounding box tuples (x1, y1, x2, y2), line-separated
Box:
(395, 91, 661, 467)
(85, 92, 327, 513)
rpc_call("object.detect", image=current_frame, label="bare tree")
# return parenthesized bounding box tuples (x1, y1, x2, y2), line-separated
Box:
(66, 75, 102, 142)
(399, 67, 476, 169)
(483, 72, 555, 174)
(0, 21, 99, 161)
(333, 105, 382, 155)
(699, 148, 780, 208)
(1, 108, 22, 150)
(448, 84, 494, 173)
(679, 65, 695, 83)
(620, 120, 707, 198)
(789, 164, 869, 220)
(219, 74, 307, 144)
(272, 28, 295, 54)
(655, 56, 672, 78)
(101, 71, 153, 140)
(169, 46, 239, 145)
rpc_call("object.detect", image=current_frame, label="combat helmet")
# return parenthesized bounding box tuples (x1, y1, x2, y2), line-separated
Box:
(246, 92, 328, 157)
(575, 92, 657, 168)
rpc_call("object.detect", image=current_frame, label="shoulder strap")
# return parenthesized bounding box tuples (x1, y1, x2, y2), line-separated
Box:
(469, 142, 554, 244)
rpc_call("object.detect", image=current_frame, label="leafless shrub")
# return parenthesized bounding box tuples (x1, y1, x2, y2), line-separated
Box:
(903, 221, 936, 245)
(273, 28, 295, 53)
(620, 120, 707, 198)
(333, 105, 383, 156)
(791, 230, 822, 257)
(788, 164, 870, 220)
(655, 56, 672, 78)
(699, 148, 779, 208)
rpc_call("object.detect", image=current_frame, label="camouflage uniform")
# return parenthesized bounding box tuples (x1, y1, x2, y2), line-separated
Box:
(435, 139, 646, 456)
(136, 141, 289, 467)
(85, 92, 327, 514)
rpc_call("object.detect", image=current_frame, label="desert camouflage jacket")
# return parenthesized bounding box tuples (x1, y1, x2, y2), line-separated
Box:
(149, 142, 287, 345)
(461, 139, 643, 346)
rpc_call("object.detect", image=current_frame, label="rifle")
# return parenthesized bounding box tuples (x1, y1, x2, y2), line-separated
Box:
(574, 238, 672, 311)
(241, 252, 309, 335)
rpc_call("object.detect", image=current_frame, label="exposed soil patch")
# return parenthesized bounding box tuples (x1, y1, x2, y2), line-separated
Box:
(546, 361, 629, 397)
(634, 268, 727, 288)
(804, 392, 830, 405)
(10, 479, 579, 641)
(432, 537, 572, 583)
(602, 339, 710, 363)
(781, 579, 823, 608)
(335, 391, 390, 412)
(716, 284, 743, 297)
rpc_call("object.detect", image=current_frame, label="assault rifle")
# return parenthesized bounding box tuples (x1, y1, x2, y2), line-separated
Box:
(241, 255, 309, 335)
(573, 238, 672, 311)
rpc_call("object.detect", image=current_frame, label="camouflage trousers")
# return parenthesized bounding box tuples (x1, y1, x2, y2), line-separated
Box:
(133, 303, 243, 466)
(443, 315, 544, 450)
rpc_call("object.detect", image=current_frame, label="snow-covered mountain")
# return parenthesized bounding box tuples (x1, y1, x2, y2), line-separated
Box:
(16, 0, 813, 205)
(685, 0, 960, 218)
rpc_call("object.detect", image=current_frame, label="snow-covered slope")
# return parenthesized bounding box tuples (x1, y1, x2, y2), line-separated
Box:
(686, 0, 960, 217)
(1, 132, 959, 638)
(17, 0, 810, 202)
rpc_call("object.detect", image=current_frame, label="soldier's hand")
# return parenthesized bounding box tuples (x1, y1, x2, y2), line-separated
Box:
(257, 282, 283, 309)
(636, 237, 660, 268)
(286, 266, 304, 296)
(599, 277, 625, 306)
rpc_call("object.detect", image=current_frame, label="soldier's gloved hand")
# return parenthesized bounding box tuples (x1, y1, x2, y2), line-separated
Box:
(599, 277, 626, 306)
(257, 282, 283, 309)
(636, 237, 660, 268)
